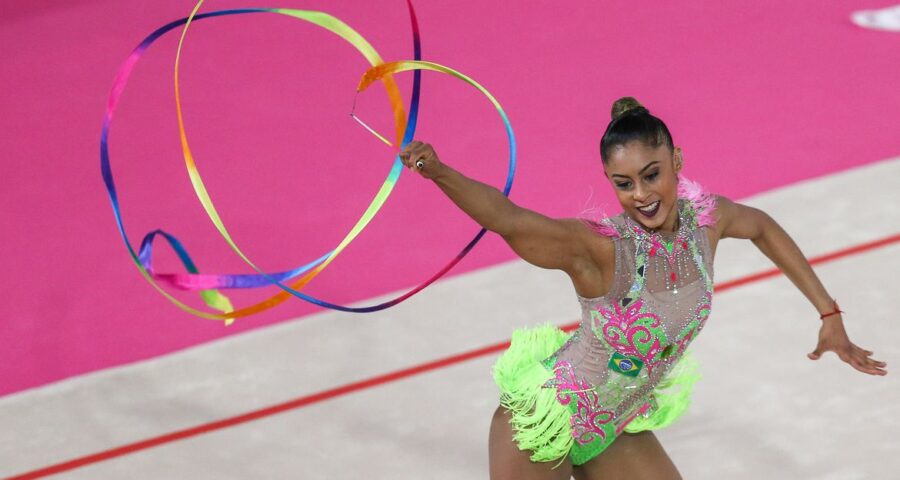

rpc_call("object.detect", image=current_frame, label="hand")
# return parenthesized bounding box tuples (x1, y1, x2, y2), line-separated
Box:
(398, 140, 445, 180)
(808, 316, 888, 376)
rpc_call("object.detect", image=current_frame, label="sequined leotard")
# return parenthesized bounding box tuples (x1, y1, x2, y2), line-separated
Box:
(492, 179, 717, 466)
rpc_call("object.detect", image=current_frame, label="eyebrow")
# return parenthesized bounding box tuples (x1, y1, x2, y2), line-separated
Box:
(610, 161, 659, 179)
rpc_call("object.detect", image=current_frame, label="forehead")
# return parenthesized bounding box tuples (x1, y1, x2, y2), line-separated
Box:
(604, 142, 671, 177)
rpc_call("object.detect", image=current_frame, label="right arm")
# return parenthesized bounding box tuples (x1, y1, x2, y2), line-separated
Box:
(399, 141, 594, 274)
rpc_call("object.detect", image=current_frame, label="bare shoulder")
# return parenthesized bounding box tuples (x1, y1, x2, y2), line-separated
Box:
(558, 217, 616, 297)
(712, 194, 770, 240)
(565, 217, 617, 246)
(711, 194, 735, 233)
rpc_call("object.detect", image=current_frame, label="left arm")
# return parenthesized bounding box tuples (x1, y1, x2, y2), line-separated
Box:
(714, 195, 887, 376)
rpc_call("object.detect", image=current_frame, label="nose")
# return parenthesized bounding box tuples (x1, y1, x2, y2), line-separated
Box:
(633, 185, 649, 203)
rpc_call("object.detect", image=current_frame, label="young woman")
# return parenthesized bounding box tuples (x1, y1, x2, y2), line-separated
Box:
(398, 97, 887, 480)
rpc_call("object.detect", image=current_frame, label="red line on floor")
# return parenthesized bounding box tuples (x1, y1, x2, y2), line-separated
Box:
(8, 232, 899, 480)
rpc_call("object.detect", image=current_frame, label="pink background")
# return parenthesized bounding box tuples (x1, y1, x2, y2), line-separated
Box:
(2, 0, 898, 396)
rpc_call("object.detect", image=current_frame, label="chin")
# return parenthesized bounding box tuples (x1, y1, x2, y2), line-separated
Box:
(641, 217, 665, 230)
(631, 204, 672, 230)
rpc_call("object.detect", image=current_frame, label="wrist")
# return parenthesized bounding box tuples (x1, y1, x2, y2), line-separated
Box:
(429, 162, 455, 183)
(818, 299, 843, 321)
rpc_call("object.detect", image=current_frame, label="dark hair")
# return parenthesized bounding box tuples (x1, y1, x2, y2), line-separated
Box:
(599, 97, 674, 163)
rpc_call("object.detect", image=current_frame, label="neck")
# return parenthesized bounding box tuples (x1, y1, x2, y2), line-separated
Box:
(647, 201, 680, 234)
(662, 208, 680, 233)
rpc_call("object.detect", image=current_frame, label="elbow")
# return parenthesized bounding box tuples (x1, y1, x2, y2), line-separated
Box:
(750, 210, 778, 244)
(492, 203, 524, 237)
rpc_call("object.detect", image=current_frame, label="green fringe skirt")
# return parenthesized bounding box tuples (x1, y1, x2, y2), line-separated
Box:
(492, 323, 701, 466)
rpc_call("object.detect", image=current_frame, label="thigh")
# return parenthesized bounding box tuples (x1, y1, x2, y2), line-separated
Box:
(489, 406, 574, 480)
(572, 430, 681, 480)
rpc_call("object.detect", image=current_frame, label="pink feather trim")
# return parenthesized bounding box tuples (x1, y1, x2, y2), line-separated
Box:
(583, 218, 621, 238)
(677, 176, 717, 228)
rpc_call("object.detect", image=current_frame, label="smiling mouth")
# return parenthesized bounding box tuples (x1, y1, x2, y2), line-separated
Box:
(637, 201, 660, 218)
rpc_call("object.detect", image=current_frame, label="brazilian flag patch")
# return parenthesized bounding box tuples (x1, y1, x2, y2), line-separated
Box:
(608, 352, 644, 377)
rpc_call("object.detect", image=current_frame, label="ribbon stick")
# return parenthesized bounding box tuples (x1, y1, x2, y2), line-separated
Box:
(102, 5, 414, 322)
(102, 1, 516, 324)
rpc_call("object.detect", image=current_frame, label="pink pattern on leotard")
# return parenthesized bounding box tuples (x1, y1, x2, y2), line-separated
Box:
(595, 298, 664, 373)
(551, 360, 614, 445)
(638, 228, 690, 284)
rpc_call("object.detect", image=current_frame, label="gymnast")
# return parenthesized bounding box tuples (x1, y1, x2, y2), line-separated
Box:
(397, 97, 887, 480)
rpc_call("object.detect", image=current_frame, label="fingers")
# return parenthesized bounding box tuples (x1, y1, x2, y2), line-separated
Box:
(854, 345, 888, 372)
(845, 346, 888, 376)
(398, 140, 420, 167)
(850, 358, 887, 376)
(807, 346, 824, 360)
(862, 355, 888, 375)
(398, 140, 432, 172)
(809, 344, 888, 375)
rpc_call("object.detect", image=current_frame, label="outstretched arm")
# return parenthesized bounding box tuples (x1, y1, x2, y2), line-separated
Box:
(398, 141, 592, 274)
(714, 195, 887, 376)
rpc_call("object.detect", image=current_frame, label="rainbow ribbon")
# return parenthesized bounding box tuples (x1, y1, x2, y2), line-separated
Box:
(101, 0, 516, 324)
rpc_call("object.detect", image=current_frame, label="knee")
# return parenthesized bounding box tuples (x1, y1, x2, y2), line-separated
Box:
(491, 405, 511, 425)
(489, 406, 516, 439)
(493, 405, 506, 418)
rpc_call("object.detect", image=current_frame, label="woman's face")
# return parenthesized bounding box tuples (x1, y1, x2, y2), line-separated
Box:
(603, 141, 683, 233)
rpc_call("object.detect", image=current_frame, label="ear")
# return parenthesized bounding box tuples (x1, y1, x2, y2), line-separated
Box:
(673, 147, 683, 174)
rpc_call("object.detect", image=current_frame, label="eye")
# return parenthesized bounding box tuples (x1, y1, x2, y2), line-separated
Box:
(616, 181, 632, 189)
(645, 171, 659, 181)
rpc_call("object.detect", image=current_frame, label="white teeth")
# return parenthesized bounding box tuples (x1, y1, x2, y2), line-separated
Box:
(638, 201, 659, 212)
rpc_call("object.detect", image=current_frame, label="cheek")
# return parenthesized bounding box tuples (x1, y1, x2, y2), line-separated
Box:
(661, 175, 679, 198)
(614, 190, 633, 207)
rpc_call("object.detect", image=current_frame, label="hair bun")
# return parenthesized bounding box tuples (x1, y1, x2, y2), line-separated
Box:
(611, 97, 648, 121)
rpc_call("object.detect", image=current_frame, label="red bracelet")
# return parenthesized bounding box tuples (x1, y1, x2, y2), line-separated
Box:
(819, 299, 843, 320)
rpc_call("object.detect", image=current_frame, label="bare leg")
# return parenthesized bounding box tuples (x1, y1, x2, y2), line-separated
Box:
(572, 431, 681, 480)
(489, 405, 574, 480)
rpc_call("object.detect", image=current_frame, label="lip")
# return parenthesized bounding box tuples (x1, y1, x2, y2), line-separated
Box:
(636, 200, 660, 218)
